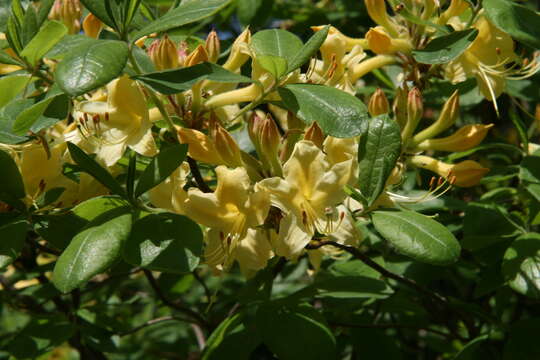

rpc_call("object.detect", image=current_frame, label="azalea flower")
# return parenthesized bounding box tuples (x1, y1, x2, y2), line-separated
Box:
(65, 75, 157, 166)
(148, 162, 190, 214)
(256, 140, 354, 259)
(183, 166, 270, 269)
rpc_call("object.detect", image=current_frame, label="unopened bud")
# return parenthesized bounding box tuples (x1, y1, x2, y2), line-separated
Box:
(205, 30, 221, 63)
(366, 27, 412, 54)
(82, 13, 102, 38)
(304, 122, 325, 148)
(393, 85, 408, 128)
(364, 0, 399, 37)
(402, 87, 423, 143)
(212, 123, 243, 167)
(223, 28, 251, 72)
(185, 45, 209, 67)
(259, 114, 281, 158)
(368, 88, 390, 116)
(248, 111, 265, 149)
(148, 35, 179, 70)
(49, 0, 82, 34)
(416, 124, 494, 152)
(439, 0, 470, 25)
(410, 155, 489, 187)
(177, 127, 223, 165)
(412, 90, 460, 145)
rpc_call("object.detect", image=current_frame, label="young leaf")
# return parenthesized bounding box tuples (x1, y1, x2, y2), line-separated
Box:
(372, 210, 461, 265)
(484, 0, 540, 49)
(135, 143, 188, 197)
(123, 212, 203, 273)
(412, 29, 478, 64)
(52, 207, 132, 293)
(251, 29, 303, 65)
(278, 84, 369, 138)
(256, 55, 288, 79)
(0, 74, 34, 108)
(67, 142, 127, 198)
(502, 232, 540, 299)
(55, 39, 129, 96)
(132, 0, 230, 41)
(20, 20, 67, 66)
(132, 62, 253, 95)
(0, 220, 28, 268)
(287, 24, 329, 73)
(357, 114, 401, 206)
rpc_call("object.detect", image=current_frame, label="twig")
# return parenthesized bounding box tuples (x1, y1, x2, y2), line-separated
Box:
(191, 323, 206, 350)
(143, 270, 209, 328)
(187, 157, 213, 193)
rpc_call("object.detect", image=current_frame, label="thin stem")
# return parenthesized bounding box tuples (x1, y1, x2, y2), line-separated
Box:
(187, 156, 212, 193)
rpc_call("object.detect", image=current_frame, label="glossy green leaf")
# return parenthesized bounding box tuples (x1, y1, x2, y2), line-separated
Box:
(372, 210, 461, 265)
(67, 142, 127, 198)
(0, 49, 23, 65)
(503, 233, 540, 299)
(133, 62, 253, 95)
(12, 93, 63, 135)
(133, 0, 230, 40)
(412, 29, 478, 64)
(0, 148, 25, 202)
(202, 313, 244, 360)
(257, 55, 288, 79)
(256, 303, 336, 360)
(135, 144, 188, 197)
(45, 34, 95, 59)
(52, 208, 132, 293)
(251, 29, 303, 65)
(123, 213, 202, 273)
(287, 25, 329, 73)
(80, 0, 116, 28)
(20, 20, 67, 66)
(55, 39, 128, 96)
(0, 99, 31, 144)
(357, 114, 401, 206)
(0, 220, 28, 268)
(484, 0, 540, 49)
(0, 75, 34, 108)
(278, 84, 369, 138)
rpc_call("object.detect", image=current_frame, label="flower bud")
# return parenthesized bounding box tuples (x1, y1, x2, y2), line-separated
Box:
(366, 27, 412, 54)
(223, 28, 251, 72)
(259, 114, 281, 160)
(401, 87, 423, 143)
(410, 155, 489, 187)
(439, 0, 470, 25)
(248, 111, 265, 150)
(148, 36, 180, 70)
(368, 88, 390, 116)
(364, 0, 398, 36)
(205, 30, 221, 63)
(212, 123, 243, 167)
(393, 85, 408, 128)
(82, 13, 102, 39)
(311, 25, 367, 51)
(185, 45, 209, 67)
(304, 122, 325, 148)
(412, 90, 460, 145)
(416, 124, 494, 152)
(49, 0, 82, 34)
(177, 127, 223, 165)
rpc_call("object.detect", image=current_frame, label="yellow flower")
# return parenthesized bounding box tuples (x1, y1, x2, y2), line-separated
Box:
(416, 124, 494, 152)
(183, 166, 270, 268)
(410, 155, 489, 187)
(148, 162, 190, 214)
(256, 140, 353, 258)
(66, 75, 157, 166)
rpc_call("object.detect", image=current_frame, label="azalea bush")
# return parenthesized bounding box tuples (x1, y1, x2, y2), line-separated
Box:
(1, 0, 540, 358)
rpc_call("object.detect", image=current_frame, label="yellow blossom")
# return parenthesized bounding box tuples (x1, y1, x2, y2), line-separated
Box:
(416, 124, 494, 152)
(410, 155, 489, 187)
(148, 162, 190, 214)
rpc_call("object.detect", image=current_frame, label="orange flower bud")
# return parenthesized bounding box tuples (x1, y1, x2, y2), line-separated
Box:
(393, 85, 408, 128)
(205, 30, 221, 63)
(185, 45, 209, 67)
(177, 127, 223, 165)
(366, 27, 412, 54)
(304, 122, 325, 149)
(82, 13, 102, 39)
(148, 35, 180, 70)
(212, 123, 243, 167)
(368, 88, 390, 116)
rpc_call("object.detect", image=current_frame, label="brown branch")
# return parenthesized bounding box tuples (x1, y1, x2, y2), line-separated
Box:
(187, 157, 212, 193)
(143, 270, 210, 329)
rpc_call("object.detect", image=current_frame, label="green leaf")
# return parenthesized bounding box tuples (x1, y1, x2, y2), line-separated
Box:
(287, 25, 329, 73)
(52, 207, 132, 293)
(372, 210, 461, 265)
(484, 0, 540, 49)
(502, 233, 540, 299)
(80, 0, 116, 28)
(256, 55, 288, 79)
(0, 48, 23, 65)
(55, 39, 129, 97)
(133, 0, 230, 40)
(251, 29, 303, 65)
(357, 114, 401, 206)
(236, 0, 272, 28)
(412, 29, 478, 64)
(256, 303, 336, 360)
(0, 220, 28, 268)
(67, 142, 127, 198)
(503, 319, 540, 360)
(133, 62, 253, 95)
(278, 84, 369, 138)
(45, 34, 95, 59)
(135, 144, 188, 197)
(0, 99, 31, 144)
(202, 313, 244, 360)
(453, 335, 489, 360)
(123, 213, 202, 273)
(0, 74, 34, 108)
(12, 93, 63, 135)
(0, 148, 25, 202)
(20, 20, 67, 66)
(520, 156, 540, 184)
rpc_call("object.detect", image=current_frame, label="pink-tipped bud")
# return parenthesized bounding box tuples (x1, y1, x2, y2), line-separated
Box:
(205, 30, 221, 63)
(368, 88, 390, 116)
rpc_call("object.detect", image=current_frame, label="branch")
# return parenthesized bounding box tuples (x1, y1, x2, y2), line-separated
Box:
(187, 157, 213, 193)
(143, 270, 210, 329)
